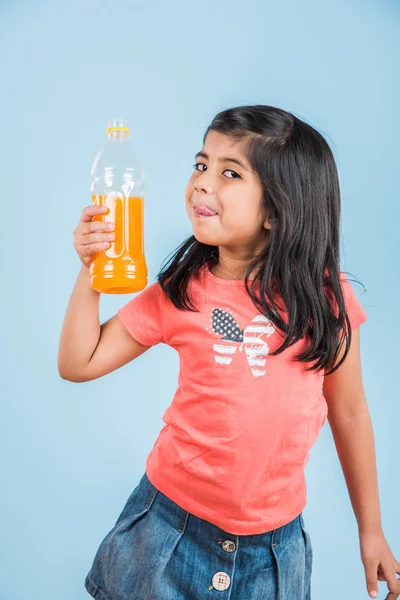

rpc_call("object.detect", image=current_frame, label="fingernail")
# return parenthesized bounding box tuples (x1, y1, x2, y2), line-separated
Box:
(370, 591, 378, 598)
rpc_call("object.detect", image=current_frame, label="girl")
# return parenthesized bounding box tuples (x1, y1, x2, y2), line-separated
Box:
(58, 105, 399, 600)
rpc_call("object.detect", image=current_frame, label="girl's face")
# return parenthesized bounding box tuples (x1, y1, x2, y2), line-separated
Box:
(185, 131, 271, 253)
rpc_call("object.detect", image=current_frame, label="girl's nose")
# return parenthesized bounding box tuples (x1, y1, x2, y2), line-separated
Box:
(194, 179, 214, 194)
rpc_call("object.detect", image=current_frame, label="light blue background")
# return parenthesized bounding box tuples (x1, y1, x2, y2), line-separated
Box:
(1, 1, 398, 598)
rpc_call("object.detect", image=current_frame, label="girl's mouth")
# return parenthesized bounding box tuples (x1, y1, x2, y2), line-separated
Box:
(194, 205, 218, 218)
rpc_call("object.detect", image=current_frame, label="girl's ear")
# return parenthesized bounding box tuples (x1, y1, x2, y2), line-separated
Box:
(263, 214, 272, 231)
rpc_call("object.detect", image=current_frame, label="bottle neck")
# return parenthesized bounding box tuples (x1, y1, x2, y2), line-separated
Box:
(107, 131, 129, 141)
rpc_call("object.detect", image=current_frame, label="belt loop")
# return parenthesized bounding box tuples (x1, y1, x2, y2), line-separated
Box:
(271, 524, 282, 546)
(177, 510, 189, 533)
(144, 474, 159, 509)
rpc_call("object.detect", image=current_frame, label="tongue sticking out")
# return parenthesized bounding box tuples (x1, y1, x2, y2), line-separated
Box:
(196, 205, 217, 216)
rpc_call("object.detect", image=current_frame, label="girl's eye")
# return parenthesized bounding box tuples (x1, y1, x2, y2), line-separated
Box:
(193, 162, 240, 179)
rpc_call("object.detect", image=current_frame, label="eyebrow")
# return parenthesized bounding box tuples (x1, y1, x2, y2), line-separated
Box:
(194, 151, 250, 172)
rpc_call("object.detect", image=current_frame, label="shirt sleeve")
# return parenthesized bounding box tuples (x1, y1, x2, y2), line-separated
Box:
(339, 271, 368, 330)
(117, 281, 165, 346)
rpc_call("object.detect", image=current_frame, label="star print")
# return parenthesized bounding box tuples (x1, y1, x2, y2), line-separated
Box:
(212, 309, 244, 342)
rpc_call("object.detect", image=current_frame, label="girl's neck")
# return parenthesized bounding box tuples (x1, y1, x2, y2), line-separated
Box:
(209, 255, 256, 281)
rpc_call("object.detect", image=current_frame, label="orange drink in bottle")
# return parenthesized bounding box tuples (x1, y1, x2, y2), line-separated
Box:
(89, 119, 148, 294)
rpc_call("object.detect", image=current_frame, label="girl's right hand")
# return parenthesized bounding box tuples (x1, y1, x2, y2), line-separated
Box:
(73, 205, 115, 269)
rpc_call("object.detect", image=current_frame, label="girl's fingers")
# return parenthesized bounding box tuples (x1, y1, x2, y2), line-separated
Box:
(73, 205, 112, 267)
(83, 242, 111, 255)
(77, 231, 115, 246)
(80, 220, 115, 235)
(80, 205, 108, 222)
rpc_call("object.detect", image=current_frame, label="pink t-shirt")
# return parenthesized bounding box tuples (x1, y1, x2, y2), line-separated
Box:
(117, 263, 368, 535)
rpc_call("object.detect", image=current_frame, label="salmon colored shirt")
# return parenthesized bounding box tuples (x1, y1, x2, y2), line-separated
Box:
(117, 262, 368, 535)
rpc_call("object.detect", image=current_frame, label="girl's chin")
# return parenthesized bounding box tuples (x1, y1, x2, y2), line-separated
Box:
(192, 231, 220, 245)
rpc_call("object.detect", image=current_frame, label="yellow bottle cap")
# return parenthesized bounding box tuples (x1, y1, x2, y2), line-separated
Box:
(106, 118, 130, 135)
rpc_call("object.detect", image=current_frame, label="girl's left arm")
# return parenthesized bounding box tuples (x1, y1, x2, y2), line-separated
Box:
(323, 327, 400, 599)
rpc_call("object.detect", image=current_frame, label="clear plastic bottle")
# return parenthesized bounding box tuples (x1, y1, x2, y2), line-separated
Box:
(89, 118, 148, 294)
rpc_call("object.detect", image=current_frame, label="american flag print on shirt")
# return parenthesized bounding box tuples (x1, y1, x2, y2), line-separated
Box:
(206, 308, 276, 377)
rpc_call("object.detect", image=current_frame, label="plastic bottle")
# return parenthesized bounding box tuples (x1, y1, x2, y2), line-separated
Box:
(89, 118, 148, 294)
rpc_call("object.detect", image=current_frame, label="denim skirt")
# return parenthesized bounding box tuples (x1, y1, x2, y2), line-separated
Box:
(85, 471, 312, 600)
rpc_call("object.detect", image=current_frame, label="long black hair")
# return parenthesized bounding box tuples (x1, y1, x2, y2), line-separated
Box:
(157, 104, 366, 375)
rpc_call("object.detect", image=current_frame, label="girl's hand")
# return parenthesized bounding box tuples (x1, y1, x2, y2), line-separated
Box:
(73, 205, 115, 269)
(359, 529, 400, 598)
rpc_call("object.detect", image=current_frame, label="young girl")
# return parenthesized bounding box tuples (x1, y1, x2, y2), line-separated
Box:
(58, 105, 399, 600)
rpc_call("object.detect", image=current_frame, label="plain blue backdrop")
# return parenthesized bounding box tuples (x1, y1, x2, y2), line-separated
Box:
(0, 1, 398, 598)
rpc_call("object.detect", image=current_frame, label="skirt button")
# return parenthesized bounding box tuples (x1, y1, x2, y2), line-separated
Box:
(212, 571, 231, 591)
(221, 539, 236, 552)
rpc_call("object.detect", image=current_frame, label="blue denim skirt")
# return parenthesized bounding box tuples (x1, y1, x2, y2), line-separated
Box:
(85, 471, 312, 600)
